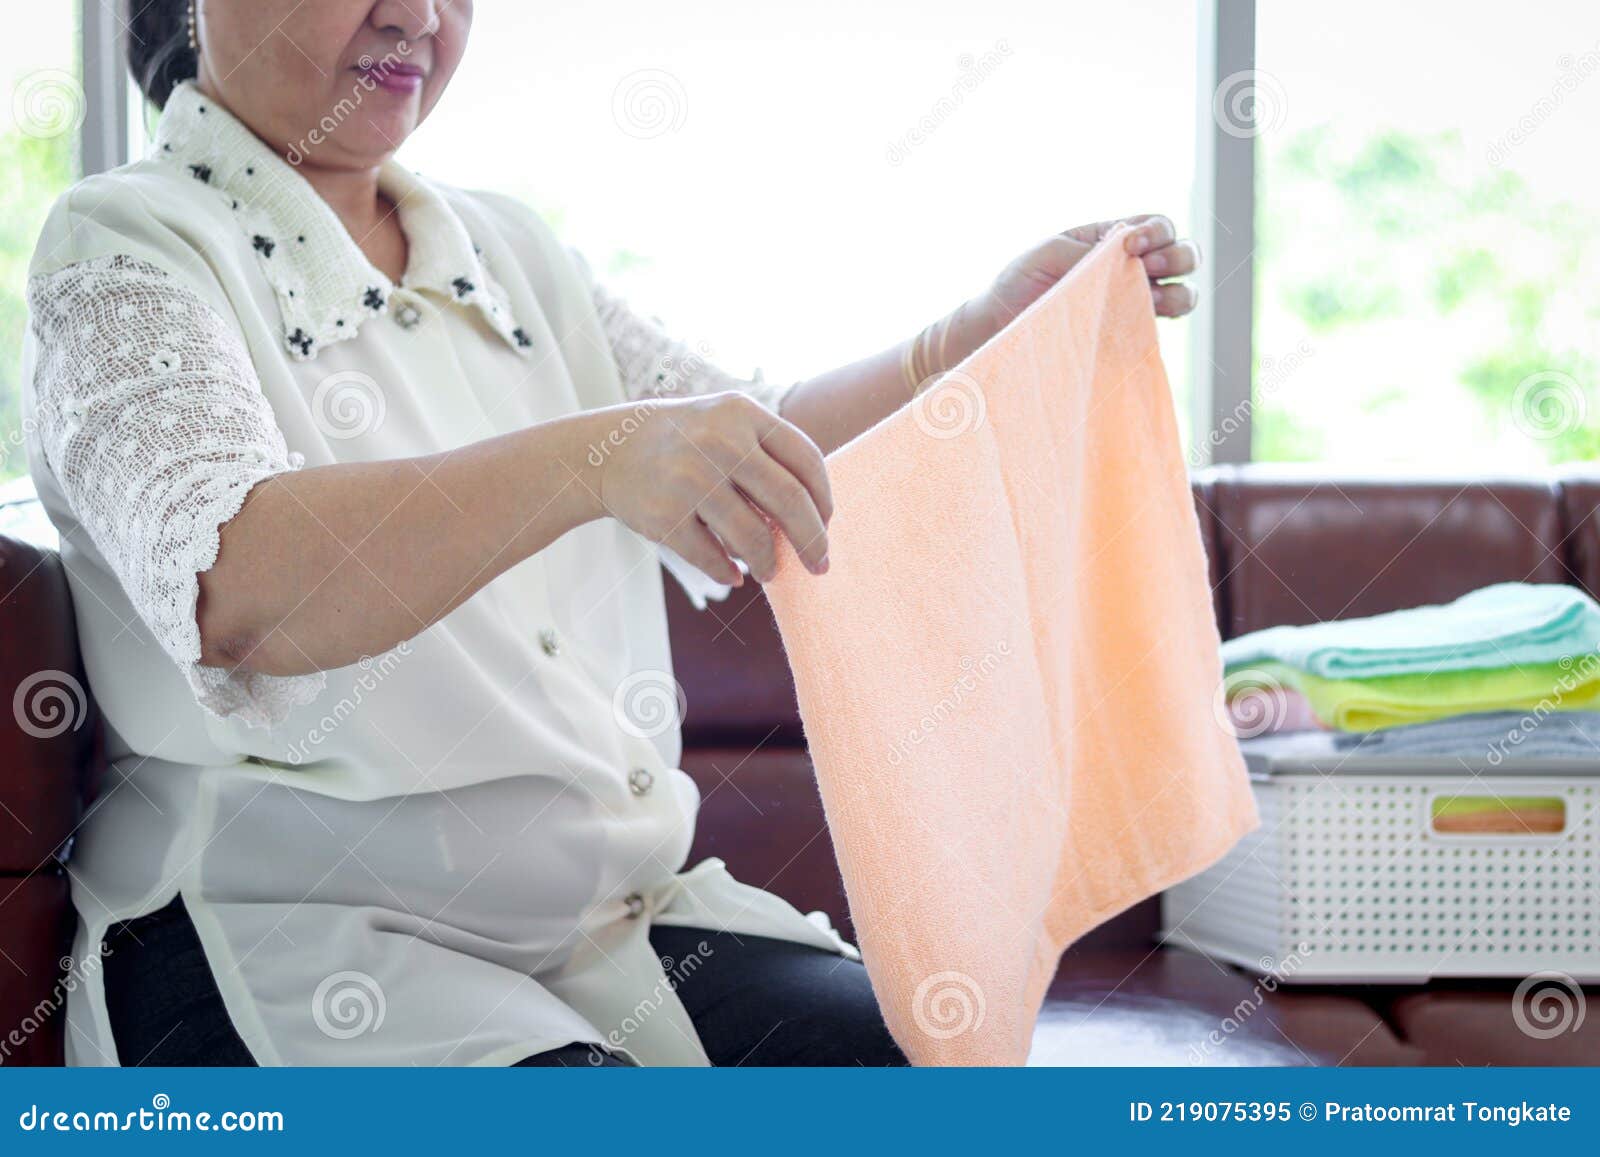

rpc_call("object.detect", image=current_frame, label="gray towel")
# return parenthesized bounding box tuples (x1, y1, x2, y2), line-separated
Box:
(1332, 711, 1600, 760)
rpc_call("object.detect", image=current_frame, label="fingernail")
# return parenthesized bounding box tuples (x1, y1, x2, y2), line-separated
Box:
(1145, 251, 1167, 275)
(1126, 230, 1149, 255)
(817, 555, 830, 574)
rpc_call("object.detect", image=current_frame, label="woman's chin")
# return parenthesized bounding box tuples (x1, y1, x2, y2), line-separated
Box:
(314, 116, 422, 164)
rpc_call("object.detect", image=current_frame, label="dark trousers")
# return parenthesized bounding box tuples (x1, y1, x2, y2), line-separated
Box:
(101, 896, 906, 1067)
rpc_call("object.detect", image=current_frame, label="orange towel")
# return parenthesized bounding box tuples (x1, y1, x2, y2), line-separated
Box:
(762, 228, 1259, 1066)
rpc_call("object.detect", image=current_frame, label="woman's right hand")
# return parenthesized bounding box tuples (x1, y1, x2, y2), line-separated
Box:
(593, 391, 832, 585)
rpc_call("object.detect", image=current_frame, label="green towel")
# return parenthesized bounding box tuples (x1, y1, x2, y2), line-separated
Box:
(1221, 582, 1600, 679)
(1227, 660, 1600, 731)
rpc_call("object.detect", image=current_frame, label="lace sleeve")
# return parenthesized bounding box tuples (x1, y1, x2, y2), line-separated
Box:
(591, 282, 800, 414)
(26, 254, 325, 728)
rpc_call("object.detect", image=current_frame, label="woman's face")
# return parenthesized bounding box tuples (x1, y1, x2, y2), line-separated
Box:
(193, 0, 472, 170)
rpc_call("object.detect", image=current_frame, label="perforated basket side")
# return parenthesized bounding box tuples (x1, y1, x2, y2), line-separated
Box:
(1163, 776, 1600, 982)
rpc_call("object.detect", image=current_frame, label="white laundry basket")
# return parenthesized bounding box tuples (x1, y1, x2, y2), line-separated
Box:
(1161, 755, 1600, 982)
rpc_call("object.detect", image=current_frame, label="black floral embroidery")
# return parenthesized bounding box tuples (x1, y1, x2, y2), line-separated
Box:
(252, 235, 276, 258)
(512, 327, 532, 348)
(286, 328, 313, 357)
(451, 276, 475, 298)
(188, 163, 212, 183)
(363, 287, 386, 311)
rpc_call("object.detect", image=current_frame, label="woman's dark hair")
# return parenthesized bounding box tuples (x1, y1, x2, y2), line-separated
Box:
(126, 0, 197, 110)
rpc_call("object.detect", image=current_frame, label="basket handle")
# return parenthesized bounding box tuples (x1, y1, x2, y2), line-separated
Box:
(1429, 793, 1566, 836)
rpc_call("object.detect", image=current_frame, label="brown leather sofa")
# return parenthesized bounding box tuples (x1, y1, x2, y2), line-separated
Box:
(4, 466, 1598, 1066)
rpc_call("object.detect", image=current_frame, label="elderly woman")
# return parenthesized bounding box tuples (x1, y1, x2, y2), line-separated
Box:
(22, 0, 1199, 1066)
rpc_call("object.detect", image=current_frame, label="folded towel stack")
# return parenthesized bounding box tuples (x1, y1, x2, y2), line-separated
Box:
(1220, 583, 1600, 756)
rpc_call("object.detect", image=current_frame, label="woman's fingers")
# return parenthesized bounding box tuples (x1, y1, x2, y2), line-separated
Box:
(732, 449, 830, 576)
(756, 413, 834, 526)
(1152, 281, 1198, 317)
(1122, 214, 1176, 255)
(1140, 238, 1199, 279)
(1118, 220, 1200, 317)
(665, 520, 743, 587)
(698, 486, 779, 582)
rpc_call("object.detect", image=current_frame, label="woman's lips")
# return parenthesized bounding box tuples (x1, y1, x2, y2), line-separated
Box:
(356, 60, 425, 94)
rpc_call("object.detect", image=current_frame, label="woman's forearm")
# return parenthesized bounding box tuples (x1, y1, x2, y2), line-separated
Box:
(779, 297, 996, 455)
(197, 291, 1005, 676)
(197, 408, 615, 677)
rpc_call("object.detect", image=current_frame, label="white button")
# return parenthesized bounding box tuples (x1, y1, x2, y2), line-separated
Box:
(393, 302, 422, 330)
(539, 628, 560, 657)
(624, 892, 645, 919)
(628, 768, 654, 797)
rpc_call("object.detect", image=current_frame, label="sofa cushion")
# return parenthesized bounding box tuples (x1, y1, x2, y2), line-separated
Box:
(1384, 984, 1600, 1066)
(0, 871, 75, 1066)
(1208, 467, 1566, 638)
(1558, 470, 1600, 600)
(678, 746, 848, 934)
(0, 536, 98, 872)
(1191, 475, 1227, 627)
(666, 579, 804, 747)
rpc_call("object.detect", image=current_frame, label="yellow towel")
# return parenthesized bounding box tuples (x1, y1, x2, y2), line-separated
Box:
(1228, 659, 1600, 732)
(762, 228, 1259, 1066)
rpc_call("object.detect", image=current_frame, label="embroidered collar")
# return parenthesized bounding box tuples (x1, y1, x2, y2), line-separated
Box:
(150, 81, 533, 361)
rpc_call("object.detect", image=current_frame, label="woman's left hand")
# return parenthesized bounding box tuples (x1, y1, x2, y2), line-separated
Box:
(976, 215, 1201, 336)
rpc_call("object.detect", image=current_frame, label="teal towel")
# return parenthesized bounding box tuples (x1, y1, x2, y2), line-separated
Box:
(1220, 582, 1600, 679)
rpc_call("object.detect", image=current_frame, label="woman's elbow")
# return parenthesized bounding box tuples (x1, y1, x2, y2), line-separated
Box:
(195, 573, 269, 673)
(194, 495, 313, 676)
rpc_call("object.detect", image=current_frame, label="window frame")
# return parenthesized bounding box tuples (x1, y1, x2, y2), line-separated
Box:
(79, 0, 130, 178)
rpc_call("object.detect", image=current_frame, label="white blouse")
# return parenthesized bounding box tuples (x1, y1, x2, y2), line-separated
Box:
(22, 81, 853, 1068)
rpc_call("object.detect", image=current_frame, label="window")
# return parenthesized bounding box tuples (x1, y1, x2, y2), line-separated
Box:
(1253, 0, 1600, 466)
(403, 0, 1197, 434)
(41, 3, 1594, 477)
(1, 5, 80, 486)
